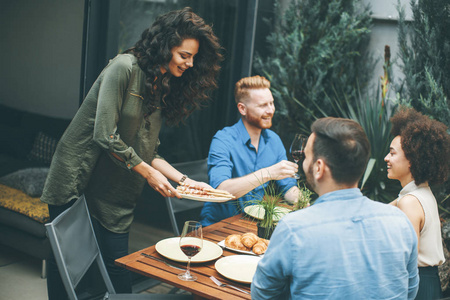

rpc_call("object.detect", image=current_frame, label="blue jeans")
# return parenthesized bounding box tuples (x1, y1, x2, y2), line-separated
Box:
(91, 218, 132, 293)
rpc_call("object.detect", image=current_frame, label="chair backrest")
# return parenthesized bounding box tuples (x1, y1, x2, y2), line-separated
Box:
(45, 195, 115, 300)
(165, 158, 208, 235)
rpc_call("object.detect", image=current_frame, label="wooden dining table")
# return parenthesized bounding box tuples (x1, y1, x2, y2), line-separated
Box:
(116, 214, 262, 300)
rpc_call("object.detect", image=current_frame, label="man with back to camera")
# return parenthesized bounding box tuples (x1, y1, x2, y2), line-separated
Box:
(199, 75, 300, 227)
(251, 117, 419, 299)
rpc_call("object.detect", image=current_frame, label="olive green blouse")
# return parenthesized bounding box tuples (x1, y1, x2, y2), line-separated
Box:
(41, 54, 162, 233)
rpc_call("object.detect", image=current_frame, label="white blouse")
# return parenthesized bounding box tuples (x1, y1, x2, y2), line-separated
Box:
(398, 181, 445, 267)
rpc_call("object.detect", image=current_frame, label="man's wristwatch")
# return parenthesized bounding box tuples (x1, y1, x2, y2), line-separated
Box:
(179, 174, 188, 183)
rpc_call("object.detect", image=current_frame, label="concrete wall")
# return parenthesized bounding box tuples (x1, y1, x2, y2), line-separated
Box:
(0, 0, 85, 119)
(364, 0, 413, 92)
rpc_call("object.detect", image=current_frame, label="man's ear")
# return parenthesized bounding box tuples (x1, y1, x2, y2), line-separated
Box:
(237, 102, 246, 116)
(314, 159, 326, 180)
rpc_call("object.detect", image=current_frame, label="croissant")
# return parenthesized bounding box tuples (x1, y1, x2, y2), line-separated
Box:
(252, 239, 268, 255)
(259, 238, 270, 246)
(225, 234, 249, 251)
(241, 232, 259, 248)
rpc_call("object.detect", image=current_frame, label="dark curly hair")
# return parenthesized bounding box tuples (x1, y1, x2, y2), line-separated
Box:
(128, 7, 223, 125)
(390, 106, 450, 185)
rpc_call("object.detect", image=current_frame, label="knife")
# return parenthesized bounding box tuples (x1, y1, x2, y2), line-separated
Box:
(140, 253, 186, 271)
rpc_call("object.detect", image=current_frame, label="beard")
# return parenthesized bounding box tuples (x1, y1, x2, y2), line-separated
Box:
(245, 112, 272, 129)
(304, 162, 316, 193)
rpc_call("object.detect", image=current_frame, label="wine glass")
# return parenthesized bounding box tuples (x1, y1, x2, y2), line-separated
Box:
(178, 221, 203, 281)
(290, 134, 308, 179)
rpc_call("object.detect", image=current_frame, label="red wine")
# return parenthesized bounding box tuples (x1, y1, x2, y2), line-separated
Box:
(292, 150, 304, 162)
(180, 244, 201, 257)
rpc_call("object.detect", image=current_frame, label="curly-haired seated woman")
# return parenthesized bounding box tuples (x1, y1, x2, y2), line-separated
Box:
(384, 106, 450, 300)
(41, 7, 223, 299)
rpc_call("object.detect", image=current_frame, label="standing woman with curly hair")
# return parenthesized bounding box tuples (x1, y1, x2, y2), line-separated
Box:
(41, 7, 223, 299)
(384, 107, 450, 300)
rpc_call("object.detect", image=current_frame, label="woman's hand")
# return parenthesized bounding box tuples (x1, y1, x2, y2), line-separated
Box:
(184, 178, 212, 189)
(146, 168, 182, 198)
(133, 161, 181, 198)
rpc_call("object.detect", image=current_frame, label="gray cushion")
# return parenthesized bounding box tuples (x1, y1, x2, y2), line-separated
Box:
(0, 168, 49, 197)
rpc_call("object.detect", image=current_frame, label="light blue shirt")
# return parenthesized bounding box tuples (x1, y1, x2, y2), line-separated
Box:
(251, 188, 419, 300)
(200, 119, 296, 226)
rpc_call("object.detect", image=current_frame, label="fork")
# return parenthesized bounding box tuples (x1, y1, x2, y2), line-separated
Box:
(209, 276, 250, 295)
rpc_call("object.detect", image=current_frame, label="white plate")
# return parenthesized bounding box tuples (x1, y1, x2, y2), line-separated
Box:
(155, 237, 223, 263)
(244, 205, 291, 221)
(217, 240, 258, 256)
(215, 255, 261, 284)
(179, 193, 233, 203)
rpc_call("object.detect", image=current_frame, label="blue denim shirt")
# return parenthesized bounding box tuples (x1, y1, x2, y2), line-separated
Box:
(251, 188, 419, 299)
(200, 119, 296, 226)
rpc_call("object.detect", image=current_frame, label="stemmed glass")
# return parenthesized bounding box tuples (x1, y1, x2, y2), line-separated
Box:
(290, 134, 308, 179)
(178, 221, 203, 281)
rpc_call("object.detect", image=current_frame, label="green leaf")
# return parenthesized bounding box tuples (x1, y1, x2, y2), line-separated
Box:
(361, 158, 376, 189)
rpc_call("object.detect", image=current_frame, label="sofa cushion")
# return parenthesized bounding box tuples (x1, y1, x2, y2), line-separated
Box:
(0, 168, 49, 197)
(27, 131, 58, 164)
(0, 184, 49, 223)
(0, 208, 47, 238)
(0, 154, 47, 177)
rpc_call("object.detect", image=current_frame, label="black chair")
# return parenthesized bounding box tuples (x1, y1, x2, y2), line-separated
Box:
(45, 195, 192, 300)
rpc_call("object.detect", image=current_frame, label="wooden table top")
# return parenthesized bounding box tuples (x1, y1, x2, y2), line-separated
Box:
(116, 214, 261, 300)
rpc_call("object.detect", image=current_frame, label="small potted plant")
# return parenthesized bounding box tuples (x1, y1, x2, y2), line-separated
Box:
(246, 181, 287, 239)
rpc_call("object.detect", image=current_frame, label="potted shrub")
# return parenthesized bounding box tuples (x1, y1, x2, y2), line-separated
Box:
(256, 195, 283, 239)
(246, 181, 288, 239)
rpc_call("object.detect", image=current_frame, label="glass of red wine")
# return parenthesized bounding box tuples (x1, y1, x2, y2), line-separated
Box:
(290, 134, 308, 179)
(178, 220, 203, 281)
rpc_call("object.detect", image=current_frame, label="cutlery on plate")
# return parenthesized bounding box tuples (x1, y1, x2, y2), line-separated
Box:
(210, 275, 250, 295)
(140, 253, 185, 271)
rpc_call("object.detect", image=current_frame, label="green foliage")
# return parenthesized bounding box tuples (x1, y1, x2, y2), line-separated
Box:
(293, 182, 314, 210)
(277, 41, 400, 203)
(248, 181, 285, 229)
(396, 0, 450, 127)
(261, 29, 400, 203)
(341, 47, 400, 203)
(254, 0, 374, 140)
(396, 0, 450, 213)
